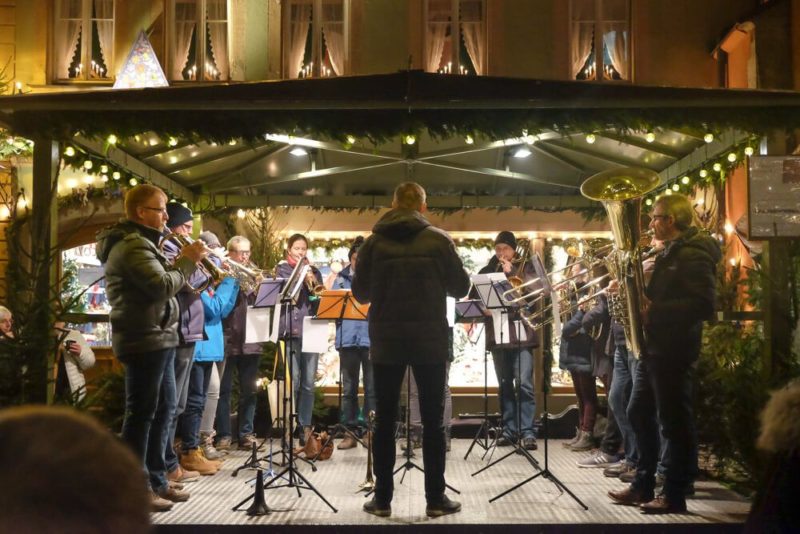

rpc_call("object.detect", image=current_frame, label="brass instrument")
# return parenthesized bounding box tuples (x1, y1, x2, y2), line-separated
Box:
(580, 166, 660, 359)
(507, 238, 531, 289)
(358, 410, 375, 492)
(302, 258, 326, 298)
(206, 248, 268, 293)
(160, 233, 227, 294)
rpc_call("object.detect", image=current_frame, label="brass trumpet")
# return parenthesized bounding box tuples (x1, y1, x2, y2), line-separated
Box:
(206, 248, 269, 293)
(358, 410, 375, 493)
(160, 232, 228, 294)
(302, 259, 326, 297)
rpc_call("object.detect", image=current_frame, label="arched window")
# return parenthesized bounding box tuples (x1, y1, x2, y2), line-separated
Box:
(424, 0, 486, 76)
(282, 0, 349, 79)
(570, 0, 630, 81)
(53, 0, 115, 82)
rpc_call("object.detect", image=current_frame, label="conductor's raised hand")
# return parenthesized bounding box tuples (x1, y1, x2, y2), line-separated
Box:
(179, 240, 208, 264)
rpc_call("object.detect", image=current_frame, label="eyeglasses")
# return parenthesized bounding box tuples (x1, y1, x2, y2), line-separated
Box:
(141, 206, 168, 215)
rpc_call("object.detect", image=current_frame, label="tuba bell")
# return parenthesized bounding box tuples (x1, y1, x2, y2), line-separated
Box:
(580, 166, 660, 360)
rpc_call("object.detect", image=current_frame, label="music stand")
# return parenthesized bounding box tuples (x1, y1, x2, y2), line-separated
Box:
(457, 299, 496, 461)
(471, 274, 542, 479)
(234, 272, 338, 513)
(313, 290, 370, 454)
(487, 254, 588, 509)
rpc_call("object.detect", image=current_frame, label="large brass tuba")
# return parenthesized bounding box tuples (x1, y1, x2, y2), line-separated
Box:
(580, 167, 660, 360)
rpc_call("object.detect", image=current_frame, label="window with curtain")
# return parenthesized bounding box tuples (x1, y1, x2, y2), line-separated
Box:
(425, 0, 485, 76)
(570, 0, 630, 81)
(283, 0, 347, 79)
(53, 0, 114, 81)
(170, 0, 229, 81)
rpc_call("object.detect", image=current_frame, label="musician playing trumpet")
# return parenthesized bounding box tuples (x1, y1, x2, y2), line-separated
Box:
(276, 233, 324, 446)
(475, 231, 539, 450)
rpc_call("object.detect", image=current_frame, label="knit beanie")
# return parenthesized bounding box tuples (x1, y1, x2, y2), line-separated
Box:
(166, 203, 193, 228)
(198, 231, 221, 248)
(494, 230, 517, 249)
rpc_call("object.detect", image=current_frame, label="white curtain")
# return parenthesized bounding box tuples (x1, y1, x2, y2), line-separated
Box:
(56, 0, 82, 79)
(426, 0, 450, 72)
(321, 1, 344, 75)
(460, 0, 485, 75)
(288, 1, 312, 78)
(603, 25, 628, 80)
(207, 0, 229, 79)
(570, 0, 593, 79)
(93, 0, 113, 77)
(172, 1, 196, 79)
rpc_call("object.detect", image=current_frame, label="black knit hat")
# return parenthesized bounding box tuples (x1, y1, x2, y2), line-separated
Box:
(166, 203, 193, 228)
(348, 236, 365, 260)
(494, 230, 517, 249)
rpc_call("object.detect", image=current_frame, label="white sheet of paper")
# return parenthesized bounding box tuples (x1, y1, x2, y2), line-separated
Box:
(490, 310, 528, 344)
(471, 272, 507, 309)
(270, 303, 282, 342)
(302, 317, 329, 353)
(446, 297, 455, 327)
(245, 306, 272, 343)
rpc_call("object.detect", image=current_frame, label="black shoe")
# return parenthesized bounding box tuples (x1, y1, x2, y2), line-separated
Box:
(426, 495, 462, 517)
(496, 435, 513, 447)
(363, 498, 391, 517)
(522, 437, 538, 450)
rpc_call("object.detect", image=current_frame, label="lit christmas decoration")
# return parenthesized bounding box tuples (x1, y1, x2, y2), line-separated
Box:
(744, 146, 754, 156)
(346, 135, 356, 144)
(727, 152, 737, 162)
(703, 133, 714, 143)
(681, 176, 691, 185)
(404, 134, 416, 145)
(237, 209, 246, 219)
(113, 30, 169, 89)
(465, 135, 474, 145)
(107, 134, 118, 145)
(671, 183, 680, 191)
(699, 169, 708, 178)
(112, 171, 121, 180)
(645, 132, 655, 143)
(585, 133, 596, 144)
(713, 162, 722, 172)
(83, 160, 93, 170)
(64, 146, 75, 157)
(129, 178, 138, 186)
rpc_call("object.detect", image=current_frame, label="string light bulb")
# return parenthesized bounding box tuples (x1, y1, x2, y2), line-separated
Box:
(744, 146, 754, 156)
(107, 134, 118, 145)
(64, 146, 75, 157)
(404, 134, 416, 145)
(713, 162, 722, 172)
(671, 183, 680, 191)
(727, 152, 737, 162)
(585, 133, 596, 144)
(681, 176, 691, 185)
(664, 189, 673, 196)
(645, 198, 653, 206)
(465, 135, 474, 145)
(100, 164, 108, 173)
(129, 177, 138, 186)
(645, 132, 656, 143)
(112, 171, 121, 180)
(703, 133, 714, 143)
(699, 169, 708, 178)
(346, 135, 356, 145)
(167, 137, 178, 147)
(83, 160, 93, 170)
(236, 209, 246, 219)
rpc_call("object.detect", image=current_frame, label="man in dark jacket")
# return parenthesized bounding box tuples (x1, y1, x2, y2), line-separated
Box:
(96, 184, 206, 511)
(609, 193, 721, 514)
(353, 182, 470, 518)
(476, 231, 539, 450)
(160, 203, 218, 478)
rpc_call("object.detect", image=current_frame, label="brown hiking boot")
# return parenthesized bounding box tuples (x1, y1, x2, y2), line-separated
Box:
(158, 486, 190, 503)
(150, 492, 174, 512)
(167, 465, 200, 484)
(338, 434, 358, 450)
(180, 448, 220, 476)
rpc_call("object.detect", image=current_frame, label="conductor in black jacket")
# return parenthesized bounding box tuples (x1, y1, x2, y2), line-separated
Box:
(353, 182, 470, 518)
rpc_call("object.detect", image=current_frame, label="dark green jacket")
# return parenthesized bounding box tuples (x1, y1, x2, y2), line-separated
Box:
(96, 220, 197, 358)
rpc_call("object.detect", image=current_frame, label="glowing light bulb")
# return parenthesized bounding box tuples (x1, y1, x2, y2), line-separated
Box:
(83, 175, 94, 184)
(83, 160, 93, 170)
(346, 135, 356, 144)
(404, 134, 416, 145)
(681, 176, 691, 185)
(664, 189, 673, 196)
(100, 165, 108, 173)
(585, 133, 596, 144)
(703, 133, 714, 143)
(167, 137, 178, 147)
(129, 177, 138, 186)
(724, 221, 734, 235)
(645, 132, 656, 143)
(744, 146, 754, 156)
(112, 171, 121, 180)
(465, 135, 474, 145)
(107, 134, 118, 145)
(699, 169, 708, 178)
(727, 152, 737, 162)
(66, 178, 78, 188)
(645, 198, 653, 206)
(237, 209, 246, 219)
(672, 183, 680, 191)
(64, 146, 75, 157)
(713, 163, 722, 172)
(0, 206, 10, 219)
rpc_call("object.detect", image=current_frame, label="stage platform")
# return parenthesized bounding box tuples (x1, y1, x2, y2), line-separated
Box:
(153, 438, 750, 533)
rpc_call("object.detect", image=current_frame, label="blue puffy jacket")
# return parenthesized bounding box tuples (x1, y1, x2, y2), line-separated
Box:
(333, 265, 370, 349)
(194, 277, 239, 362)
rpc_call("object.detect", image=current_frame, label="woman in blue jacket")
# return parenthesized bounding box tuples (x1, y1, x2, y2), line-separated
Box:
(178, 274, 239, 475)
(333, 237, 375, 449)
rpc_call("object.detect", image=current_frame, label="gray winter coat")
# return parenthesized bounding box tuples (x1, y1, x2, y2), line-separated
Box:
(96, 220, 197, 358)
(352, 208, 470, 365)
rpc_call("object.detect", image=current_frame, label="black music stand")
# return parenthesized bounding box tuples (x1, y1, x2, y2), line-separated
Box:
(235, 271, 337, 514)
(471, 274, 542, 479)
(313, 290, 370, 454)
(488, 254, 587, 509)
(458, 299, 496, 461)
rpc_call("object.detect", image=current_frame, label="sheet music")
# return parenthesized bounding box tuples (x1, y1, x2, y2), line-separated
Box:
(446, 297, 455, 327)
(245, 306, 272, 343)
(490, 310, 528, 344)
(471, 272, 508, 309)
(301, 317, 330, 353)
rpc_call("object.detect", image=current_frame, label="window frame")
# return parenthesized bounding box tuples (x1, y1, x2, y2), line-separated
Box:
(569, 0, 632, 82)
(423, 0, 487, 76)
(167, 0, 230, 82)
(281, 0, 350, 79)
(52, 0, 115, 83)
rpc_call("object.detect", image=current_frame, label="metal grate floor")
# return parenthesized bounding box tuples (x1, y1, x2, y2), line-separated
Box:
(152, 438, 750, 528)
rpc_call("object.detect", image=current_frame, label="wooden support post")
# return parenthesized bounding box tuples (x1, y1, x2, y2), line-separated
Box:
(31, 137, 60, 404)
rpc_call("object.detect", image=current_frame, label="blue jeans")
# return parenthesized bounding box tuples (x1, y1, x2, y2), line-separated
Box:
(217, 353, 260, 441)
(608, 345, 638, 465)
(180, 361, 213, 450)
(628, 354, 695, 500)
(119, 347, 177, 494)
(491, 347, 535, 439)
(287, 339, 319, 428)
(373, 362, 447, 505)
(164, 344, 194, 472)
(339, 347, 375, 429)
